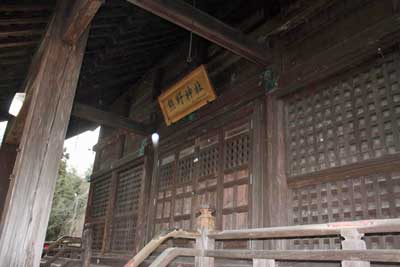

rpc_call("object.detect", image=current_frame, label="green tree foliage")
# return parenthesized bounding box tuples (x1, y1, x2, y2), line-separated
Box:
(45, 152, 89, 241)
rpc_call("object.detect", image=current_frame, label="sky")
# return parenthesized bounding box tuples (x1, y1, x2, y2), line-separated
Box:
(0, 121, 8, 144)
(63, 127, 100, 177)
(0, 121, 99, 178)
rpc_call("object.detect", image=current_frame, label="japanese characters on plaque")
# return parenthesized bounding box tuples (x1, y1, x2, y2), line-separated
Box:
(158, 65, 217, 126)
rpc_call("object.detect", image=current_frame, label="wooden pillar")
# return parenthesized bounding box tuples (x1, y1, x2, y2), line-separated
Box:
(253, 259, 275, 267)
(265, 95, 288, 249)
(146, 144, 159, 242)
(251, 99, 267, 250)
(135, 145, 154, 253)
(195, 206, 215, 267)
(0, 144, 17, 219)
(0, 1, 89, 265)
(101, 170, 118, 254)
(341, 229, 370, 267)
(81, 224, 93, 267)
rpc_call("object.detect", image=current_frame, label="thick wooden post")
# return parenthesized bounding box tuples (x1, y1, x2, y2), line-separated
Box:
(253, 259, 275, 267)
(265, 95, 288, 249)
(81, 224, 93, 267)
(146, 145, 159, 242)
(251, 99, 267, 250)
(0, 144, 17, 218)
(135, 145, 154, 252)
(195, 206, 215, 267)
(0, 1, 89, 265)
(341, 229, 370, 267)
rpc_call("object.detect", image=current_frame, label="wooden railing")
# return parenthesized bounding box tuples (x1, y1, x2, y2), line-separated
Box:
(124, 207, 400, 267)
(41, 224, 92, 267)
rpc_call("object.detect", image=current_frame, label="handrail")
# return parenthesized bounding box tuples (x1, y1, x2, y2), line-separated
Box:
(42, 226, 92, 267)
(146, 248, 400, 267)
(124, 209, 400, 267)
(124, 229, 200, 267)
(208, 218, 400, 240)
(43, 247, 83, 267)
(44, 235, 82, 255)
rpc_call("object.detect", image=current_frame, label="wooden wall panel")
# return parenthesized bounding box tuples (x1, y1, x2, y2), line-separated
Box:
(110, 164, 144, 253)
(284, 49, 400, 252)
(285, 51, 400, 177)
(289, 171, 400, 250)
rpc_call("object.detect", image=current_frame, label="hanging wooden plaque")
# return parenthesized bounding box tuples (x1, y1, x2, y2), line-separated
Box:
(158, 65, 217, 126)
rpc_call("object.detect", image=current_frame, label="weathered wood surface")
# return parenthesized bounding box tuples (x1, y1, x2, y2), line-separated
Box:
(63, 0, 103, 44)
(276, 6, 400, 97)
(125, 0, 270, 66)
(253, 259, 275, 267)
(101, 170, 118, 254)
(81, 225, 93, 267)
(72, 102, 153, 135)
(0, 144, 16, 218)
(0, 0, 89, 265)
(124, 229, 200, 267)
(208, 218, 400, 240)
(264, 96, 288, 249)
(251, 99, 267, 250)
(341, 229, 370, 267)
(288, 153, 400, 188)
(204, 249, 400, 263)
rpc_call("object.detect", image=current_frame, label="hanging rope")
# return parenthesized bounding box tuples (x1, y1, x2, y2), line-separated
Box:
(186, 0, 196, 63)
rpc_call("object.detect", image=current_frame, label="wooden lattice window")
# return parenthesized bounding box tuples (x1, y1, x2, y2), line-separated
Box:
(224, 124, 250, 170)
(111, 215, 137, 252)
(197, 135, 219, 212)
(159, 155, 175, 191)
(289, 172, 400, 249)
(111, 165, 144, 252)
(91, 176, 111, 218)
(91, 223, 105, 251)
(198, 135, 219, 178)
(155, 155, 176, 232)
(177, 146, 195, 185)
(115, 166, 143, 215)
(286, 53, 400, 176)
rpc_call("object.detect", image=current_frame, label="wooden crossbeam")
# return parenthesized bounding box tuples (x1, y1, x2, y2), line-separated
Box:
(63, 0, 104, 44)
(0, 5, 51, 12)
(0, 17, 48, 25)
(125, 0, 270, 66)
(72, 103, 153, 135)
(0, 29, 44, 37)
(0, 40, 38, 48)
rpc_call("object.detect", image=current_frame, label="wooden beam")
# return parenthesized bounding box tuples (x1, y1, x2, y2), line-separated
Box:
(0, 40, 38, 48)
(0, 5, 51, 12)
(72, 103, 152, 135)
(125, 0, 270, 66)
(0, 0, 89, 265)
(0, 17, 48, 25)
(208, 218, 400, 240)
(63, 0, 103, 44)
(0, 29, 44, 37)
(275, 12, 400, 97)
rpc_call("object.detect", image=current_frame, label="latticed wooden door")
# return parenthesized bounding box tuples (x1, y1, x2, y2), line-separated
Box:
(154, 119, 253, 243)
(110, 164, 145, 253)
(87, 161, 146, 254)
(89, 174, 111, 251)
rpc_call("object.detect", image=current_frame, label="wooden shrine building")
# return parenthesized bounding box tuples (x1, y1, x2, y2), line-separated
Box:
(0, 0, 400, 266)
